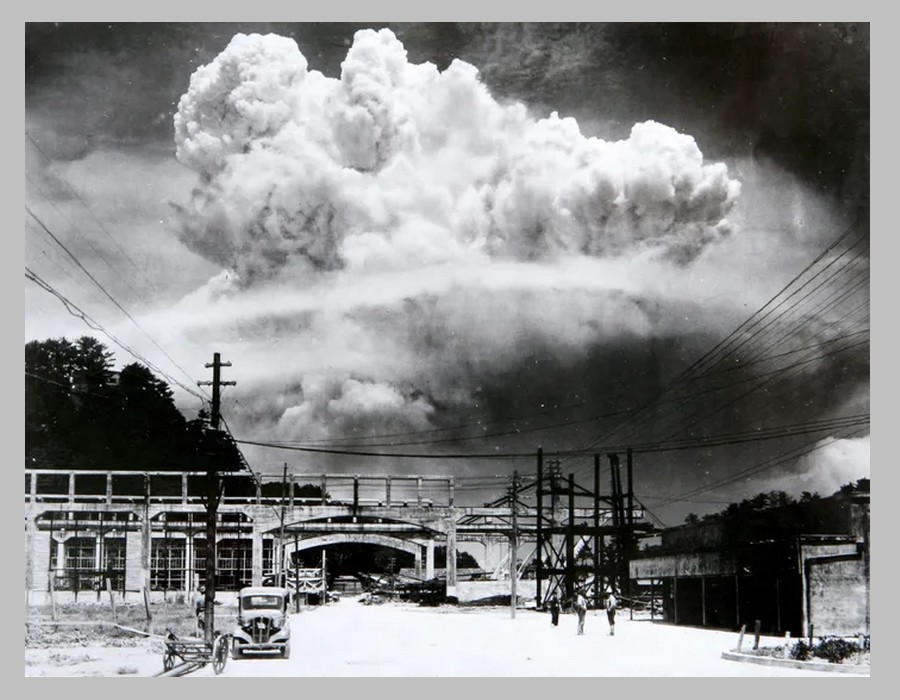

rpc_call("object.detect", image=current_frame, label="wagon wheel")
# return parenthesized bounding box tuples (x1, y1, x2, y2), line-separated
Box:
(163, 650, 175, 672)
(212, 635, 229, 675)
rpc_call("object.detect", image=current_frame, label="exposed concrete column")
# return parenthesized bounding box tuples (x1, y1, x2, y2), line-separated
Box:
(56, 538, 65, 574)
(446, 514, 458, 601)
(125, 530, 143, 594)
(414, 545, 423, 579)
(29, 530, 51, 600)
(251, 531, 264, 586)
(185, 534, 195, 592)
(25, 509, 37, 604)
(425, 539, 435, 580)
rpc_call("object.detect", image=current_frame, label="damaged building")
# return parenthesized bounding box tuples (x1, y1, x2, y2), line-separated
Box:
(629, 487, 869, 638)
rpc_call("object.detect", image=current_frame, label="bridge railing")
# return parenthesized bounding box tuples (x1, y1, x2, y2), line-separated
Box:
(26, 469, 455, 508)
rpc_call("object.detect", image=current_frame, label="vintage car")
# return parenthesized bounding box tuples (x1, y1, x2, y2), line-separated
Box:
(231, 586, 292, 659)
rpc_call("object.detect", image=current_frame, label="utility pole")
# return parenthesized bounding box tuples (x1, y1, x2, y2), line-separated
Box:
(535, 449, 543, 607)
(197, 352, 235, 644)
(279, 463, 288, 585)
(510, 470, 518, 619)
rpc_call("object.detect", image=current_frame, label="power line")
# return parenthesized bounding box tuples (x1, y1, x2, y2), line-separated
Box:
(234, 439, 536, 460)
(25, 266, 207, 402)
(26, 131, 165, 299)
(234, 411, 867, 463)
(25, 206, 207, 402)
(25, 173, 150, 306)
(650, 425, 869, 510)
(560, 221, 868, 468)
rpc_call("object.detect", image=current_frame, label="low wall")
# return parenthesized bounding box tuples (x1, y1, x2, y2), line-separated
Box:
(721, 650, 869, 675)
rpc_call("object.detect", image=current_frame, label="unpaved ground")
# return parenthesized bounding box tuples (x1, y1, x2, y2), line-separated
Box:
(25, 598, 868, 677)
(25, 600, 236, 677)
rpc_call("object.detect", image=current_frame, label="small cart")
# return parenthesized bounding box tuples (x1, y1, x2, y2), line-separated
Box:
(160, 630, 230, 676)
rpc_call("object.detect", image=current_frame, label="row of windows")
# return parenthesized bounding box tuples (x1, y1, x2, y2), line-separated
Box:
(49, 536, 256, 591)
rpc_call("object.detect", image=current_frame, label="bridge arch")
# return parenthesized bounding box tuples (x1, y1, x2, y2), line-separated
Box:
(282, 533, 436, 581)
(286, 533, 424, 557)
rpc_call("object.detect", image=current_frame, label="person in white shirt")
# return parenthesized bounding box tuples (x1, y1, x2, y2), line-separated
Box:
(606, 591, 618, 636)
(573, 590, 588, 635)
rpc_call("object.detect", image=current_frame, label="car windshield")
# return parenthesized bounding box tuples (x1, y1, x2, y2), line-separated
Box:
(243, 595, 283, 610)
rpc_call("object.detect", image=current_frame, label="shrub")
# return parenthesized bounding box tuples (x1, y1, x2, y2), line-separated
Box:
(790, 640, 811, 661)
(812, 637, 859, 664)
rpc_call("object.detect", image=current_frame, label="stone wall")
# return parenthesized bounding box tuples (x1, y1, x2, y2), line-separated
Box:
(801, 539, 868, 637)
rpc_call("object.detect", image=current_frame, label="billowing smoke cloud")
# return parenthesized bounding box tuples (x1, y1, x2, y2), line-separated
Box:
(174, 29, 739, 279)
(755, 435, 870, 498)
(170, 29, 748, 447)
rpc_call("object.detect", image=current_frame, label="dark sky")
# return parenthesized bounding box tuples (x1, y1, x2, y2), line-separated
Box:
(25, 22, 869, 201)
(24, 23, 870, 524)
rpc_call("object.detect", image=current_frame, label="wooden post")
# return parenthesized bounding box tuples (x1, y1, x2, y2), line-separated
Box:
(416, 477, 423, 508)
(753, 619, 762, 650)
(673, 576, 678, 624)
(106, 577, 117, 622)
(320, 474, 327, 505)
(510, 471, 518, 619)
(535, 448, 543, 607)
(353, 475, 359, 517)
(808, 623, 814, 647)
(701, 576, 707, 627)
(626, 448, 634, 618)
(141, 475, 151, 614)
(593, 454, 600, 609)
(566, 473, 575, 602)
(448, 477, 454, 507)
(782, 631, 792, 659)
(143, 586, 152, 623)
(49, 566, 57, 621)
(294, 533, 300, 612)
(735, 624, 747, 651)
(386, 476, 392, 507)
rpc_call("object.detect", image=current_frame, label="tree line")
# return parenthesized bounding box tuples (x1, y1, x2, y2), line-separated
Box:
(25, 336, 244, 471)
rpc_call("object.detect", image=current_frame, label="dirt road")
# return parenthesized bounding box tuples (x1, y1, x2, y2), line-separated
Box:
(192, 599, 842, 677)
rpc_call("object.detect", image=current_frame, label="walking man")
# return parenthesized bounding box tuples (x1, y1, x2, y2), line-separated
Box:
(194, 585, 206, 633)
(573, 590, 588, 635)
(606, 590, 618, 636)
(548, 594, 560, 627)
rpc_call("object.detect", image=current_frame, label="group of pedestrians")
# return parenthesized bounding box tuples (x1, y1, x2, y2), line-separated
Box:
(546, 590, 617, 636)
